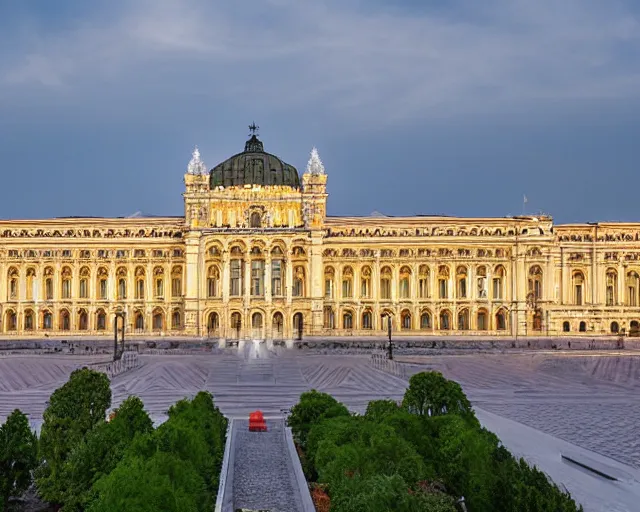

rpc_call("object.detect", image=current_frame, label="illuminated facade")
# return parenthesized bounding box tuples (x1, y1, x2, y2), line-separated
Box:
(1, 131, 639, 340)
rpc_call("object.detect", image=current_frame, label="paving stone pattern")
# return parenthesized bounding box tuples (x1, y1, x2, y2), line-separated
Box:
(233, 419, 303, 512)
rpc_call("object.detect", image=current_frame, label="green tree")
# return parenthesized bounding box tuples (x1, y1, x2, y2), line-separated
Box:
(0, 410, 38, 511)
(36, 368, 111, 505)
(287, 390, 350, 449)
(87, 452, 205, 512)
(402, 371, 476, 423)
(60, 396, 153, 511)
(364, 399, 400, 423)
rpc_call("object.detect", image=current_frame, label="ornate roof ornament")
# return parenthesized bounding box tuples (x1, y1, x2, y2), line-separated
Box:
(306, 147, 325, 175)
(187, 146, 207, 175)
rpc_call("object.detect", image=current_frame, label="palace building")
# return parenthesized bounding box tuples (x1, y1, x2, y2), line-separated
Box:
(1, 129, 639, 340)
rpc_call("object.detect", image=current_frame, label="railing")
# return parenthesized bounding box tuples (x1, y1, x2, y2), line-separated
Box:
(370, 353, 407, 379)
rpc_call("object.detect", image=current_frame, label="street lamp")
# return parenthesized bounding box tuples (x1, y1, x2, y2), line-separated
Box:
(113, 311, 126, 361)
(386, 314, 394, 360)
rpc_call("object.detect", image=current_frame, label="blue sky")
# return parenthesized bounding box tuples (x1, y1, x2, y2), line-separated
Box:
(1, 0, 639, 223)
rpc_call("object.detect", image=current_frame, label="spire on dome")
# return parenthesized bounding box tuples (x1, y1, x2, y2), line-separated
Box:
(306, 147, 325, 175)
(187, 146, 207, 175)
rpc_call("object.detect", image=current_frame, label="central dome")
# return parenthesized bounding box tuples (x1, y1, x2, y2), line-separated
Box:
(209, 134, 300, 189)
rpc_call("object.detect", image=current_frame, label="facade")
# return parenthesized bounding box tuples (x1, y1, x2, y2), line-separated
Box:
(1, 131, 640, 340)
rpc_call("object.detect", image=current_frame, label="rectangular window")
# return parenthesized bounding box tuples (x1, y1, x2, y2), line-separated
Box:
(62, 250, 72, 258)
(207, 278, 218, 298)
(458, 279, 466, 298)
(99, 279, 107, 299)
(493, 278, 502, 300)
(98, 250, 108, 259)
(155, 279, 164, 298)
(8, 250, 19, 258)
(62, 280, 71, 299)
(342, 279, 352, 298)
(325, 279, 333, 299)
(135, 249, 146, 258)
(251, 261, 264, 296)
(171, 278, 181, 298)
(80, 250, 91, 259)
(45, 279, 53, 300)
(606, 286, 614, 306)
(400, 279, 409, 299)
(419, 278, 429, 298)
(118, 279, 127, 300)
(575, 285, 583, 305)
(173, 249, 183, 257)
(9, 279, 17, 300)
(230, 260, 242, 296)
(271, 260, 282, 296)
(136, 280, 145, 299)
(381, 279, 391, 300)
(439, 279, 448, 299)
(116, 250, 128, 259)
(80, 279, 88, 299)
(361, 278, 370, 299)
(153, 250, 164, 258)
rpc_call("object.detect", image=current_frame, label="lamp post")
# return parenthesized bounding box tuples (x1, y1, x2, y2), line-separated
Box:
(113, 311, 126, 361)
(387, 314, 394, 360)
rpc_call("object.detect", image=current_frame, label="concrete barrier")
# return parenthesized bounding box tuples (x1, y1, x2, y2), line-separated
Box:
(284, 426, 316, 512)
(215, 419, 237, 512)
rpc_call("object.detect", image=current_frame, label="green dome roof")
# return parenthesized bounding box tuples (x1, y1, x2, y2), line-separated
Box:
(209, 135, 300, 189)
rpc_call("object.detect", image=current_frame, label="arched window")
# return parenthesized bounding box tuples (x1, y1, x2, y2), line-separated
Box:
(572, 271, 585, 305)
(60, 310, 70, 331)
(272, 312, 284, 338)
(79, 267, 90, 299)
(96, 310, 107, 331)
(477, 309, 488, 330)
(6, 310, 17, 331)
(207, 312, 220, 334)
(418, 265, 430, 299)
(341, 266, 354, 298)
(380, 266, 392, 300)
(135, 267, 145, 300)
(493, 266, 506, 300)
(438, 266, 449, 299)
(579, 321, 587, 332)
(293, 312, 304, 337)
(230, 312, 242, 338)
(78, 310, 88, 330)
(7, 267, 19, 301)
(343, 311, 353, 330)
(42, 310, 52, 330)
(61, 267, 72, 299)
(360, 266, 372, 298)
(439, 310, 451, 330)
(293, 266, 305, 297)
(251, 312, 263, 338)
(117, 267, 127, 300)
(97, 267, 108, 300)
(324, 267, 335, 299)
(250, 211, 262, 228)
(528, 266, 543, 301)
(271, 247, 284, 297)
(476, 266, 487, 299)
(171, 266, 183, 298)
(154, 267, 165, 298)
(136, 311, 146, 331)
(362, 310, 372, 329)
(496, 310, 506, 331)
(456, 266, 467, 299)
(26, 268, 36, 301)
(606, 269, 617, 306)
(563, 321, 571, 332)
(420, 311, 431, 330)
(24, 309, 34, 331)
(44, 267, 54, 301)
(457, 308, 469, 330)
(401, 310, 412, 330)
(172, 309, 181, 329)
(611, 321, 619, 333)
(399, 267, 411, 299)
(207, 266, 220, 298)
(152, 310, 163, 331)
(626, 271, 640, 307)
(250, 247, 265, 297)
(323, 306, 335, 329)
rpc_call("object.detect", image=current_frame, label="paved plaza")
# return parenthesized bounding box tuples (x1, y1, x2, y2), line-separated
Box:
(0, 347, 639, 511)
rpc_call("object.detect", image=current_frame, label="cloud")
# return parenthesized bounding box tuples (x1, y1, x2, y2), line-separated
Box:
(1, 0, 640, 123)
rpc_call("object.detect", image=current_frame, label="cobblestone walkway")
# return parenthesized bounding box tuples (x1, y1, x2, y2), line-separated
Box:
(233, 419, 303, 512)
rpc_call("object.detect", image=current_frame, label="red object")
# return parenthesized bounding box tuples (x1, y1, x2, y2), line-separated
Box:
(249, 410, 267, 432)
